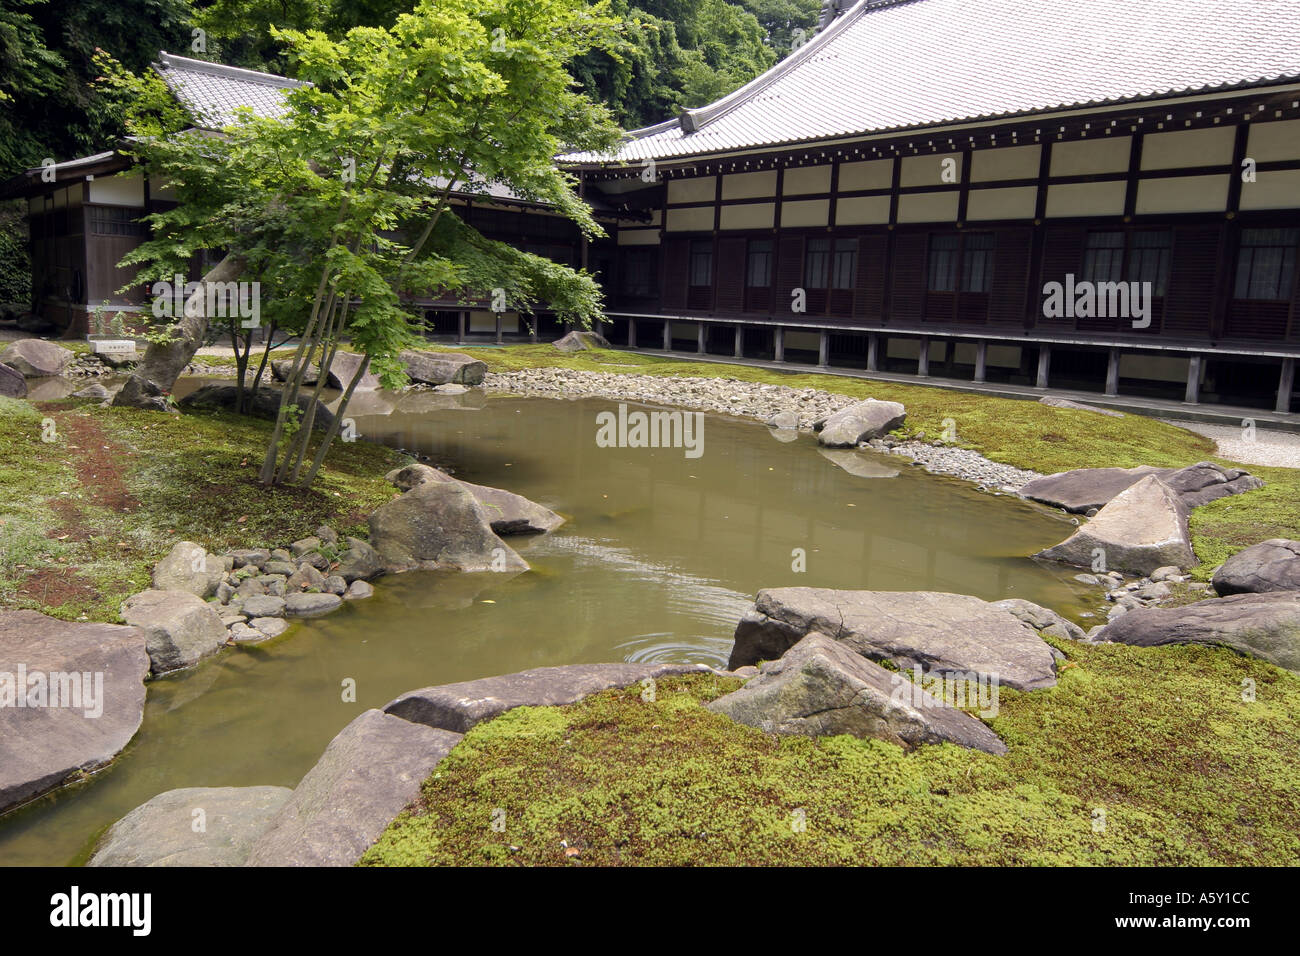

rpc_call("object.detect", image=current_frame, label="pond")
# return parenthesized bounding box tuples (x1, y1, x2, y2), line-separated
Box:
(0, 389, 1091, 865)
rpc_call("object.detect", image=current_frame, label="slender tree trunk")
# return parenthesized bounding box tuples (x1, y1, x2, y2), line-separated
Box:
(303, 351, 372, 489)
(112, 254, 246, 411)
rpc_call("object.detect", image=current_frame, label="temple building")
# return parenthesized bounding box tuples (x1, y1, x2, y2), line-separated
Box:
(4, 0, 1299, 413)
(567, 0, 1300, 413)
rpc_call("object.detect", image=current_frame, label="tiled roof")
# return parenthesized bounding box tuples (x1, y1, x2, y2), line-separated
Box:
(562, 0, 1300, 165)
(155, 52, 306, 129)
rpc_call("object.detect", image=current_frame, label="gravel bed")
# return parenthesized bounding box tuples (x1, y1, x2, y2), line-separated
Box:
(1163, 419, 1300, 470)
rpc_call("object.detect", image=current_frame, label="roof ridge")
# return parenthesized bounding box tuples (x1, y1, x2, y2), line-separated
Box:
(156, 51, 307, 89)
(676, 0, 922, 135)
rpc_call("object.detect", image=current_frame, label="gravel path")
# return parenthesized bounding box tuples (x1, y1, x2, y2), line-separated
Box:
(1164, 420, 1300, 469)
(484, 367, 1042, 491)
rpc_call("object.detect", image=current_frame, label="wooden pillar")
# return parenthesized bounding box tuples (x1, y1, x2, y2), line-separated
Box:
(495, 313, 503, 345)
(1104, 348, 1121, 397)
(697, 322, 707, 355)
(662, 320, 671, 351)
(818, 331, 829, 367)
(774, 327, 785, 363)
(1035, 343, 1051, 389)
(734, 325, 743, 358)
(974, 340, 988, 384)
(628, 318, 637, 349)
(1184, 354, 1203, 404)
(866, 333, 880, 372)
(917, 337, 930, 378)
(529, 322, 538, 344)
(1278, 358, 1296, 414)
(457, 311, 466, 344)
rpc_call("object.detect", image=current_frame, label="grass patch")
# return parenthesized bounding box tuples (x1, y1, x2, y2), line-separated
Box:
(362, 649, 1300, 867)
(0, 394, 407, 621)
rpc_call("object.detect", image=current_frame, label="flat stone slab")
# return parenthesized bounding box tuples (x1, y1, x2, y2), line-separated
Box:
(385, 662, 714, 734)
(385, 463, 564, 535)
(245, 710, 463, 866)
(88, 785, 292, 866)
(707, 633, 1007, 754)
(120, 589, 228, 674)
(728, 588, 1058, 691)
(1038, 396, 1124, 417)
(1096, 591, 1300, 673)
(814, 399, 906, 447)
(0, 611, 150, 814)
(1213, 539, 1300, 596)
(1020, 461, 1263, 514)
(1035, 475, 1196, 575)
(401, 350, 487, 386)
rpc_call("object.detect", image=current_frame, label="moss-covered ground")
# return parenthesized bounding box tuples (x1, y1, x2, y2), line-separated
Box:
(0, 393, 406, 621)
(363, 654, 1300, 866)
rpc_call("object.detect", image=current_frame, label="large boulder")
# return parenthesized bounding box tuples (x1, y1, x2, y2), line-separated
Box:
(814, 399, 906, 447)
(1020, 462, 1263, 514)
(384, 463, 564, 535)
(178, 384, 336, 432)
(151, 540, 223, 598)
(728, 588, 1058, 691)
(400, 350, 487, 386)
(120, 589, 228, 674)
(0, 611, 149, 814)
(87, 786, 292, 867)
(552, 330, 610, 352)
(1212, 539, 1300, 596)
(0, 338, 73, 377)
(368, 480, 528, 573)
(0, 363, 26, 398)
(270, 359, 319, 385)
(324, 350, 381, 390)
(706, 633, 1007, 754)
(1096, 592, 1300, 673)
(245, 709, 462, 866)
(385, 662, 713, 734)
(1035, 475, 1195, 575)
(1162, 461, 1265, 509)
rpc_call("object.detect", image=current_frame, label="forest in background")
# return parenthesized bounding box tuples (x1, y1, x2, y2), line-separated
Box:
(0, 0, 821, 177)
(0, 0, 819, 303)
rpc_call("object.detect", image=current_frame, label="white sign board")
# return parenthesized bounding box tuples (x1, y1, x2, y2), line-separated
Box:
(92, 340, 138, 355)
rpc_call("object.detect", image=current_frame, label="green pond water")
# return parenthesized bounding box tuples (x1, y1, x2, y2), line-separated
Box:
(0, 388, 1093, 866)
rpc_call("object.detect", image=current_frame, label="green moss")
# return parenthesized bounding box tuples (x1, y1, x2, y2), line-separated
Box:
(362, 648, 1300, 866)
(0, 396, 406, 621)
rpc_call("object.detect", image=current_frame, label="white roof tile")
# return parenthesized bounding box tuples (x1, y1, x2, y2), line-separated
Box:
(156, 52, 306, 129)
(562, 0, 1300, 164)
